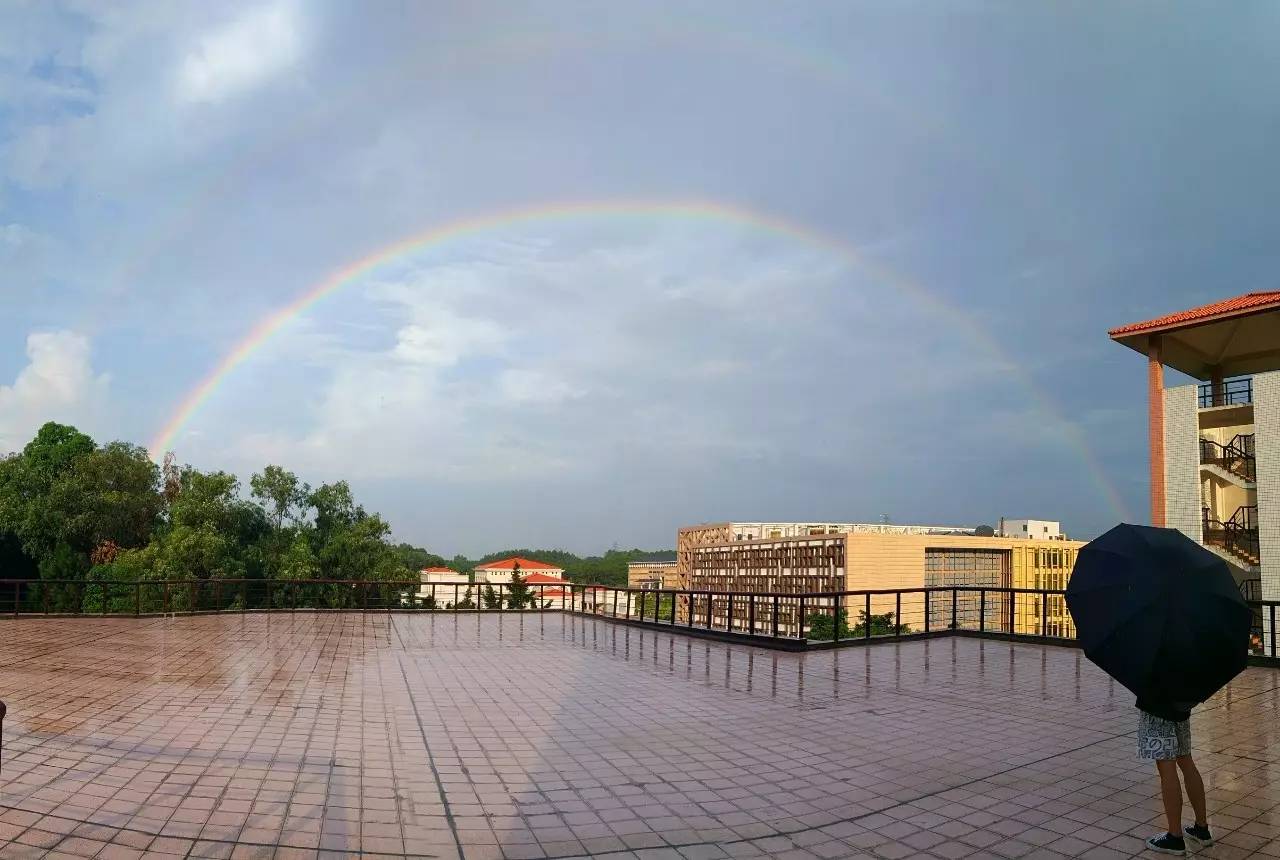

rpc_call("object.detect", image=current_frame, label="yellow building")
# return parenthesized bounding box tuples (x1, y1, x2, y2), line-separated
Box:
(677, 524, 1083, 637)
(626, 560, 680, 589)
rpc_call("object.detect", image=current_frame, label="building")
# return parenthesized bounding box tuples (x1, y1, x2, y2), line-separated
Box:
(677, 521, 974, 585)
(1110, 292, 1280, 653)
(674, 524, 1084, 637)
(627, 560, 680, 589)
(997, 518, 1066, 540)
(473, 556, 566, 585)
(416, 566, 467, 606)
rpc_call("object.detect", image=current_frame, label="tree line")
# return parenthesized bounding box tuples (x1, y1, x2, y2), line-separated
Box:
(0, 422, 673, 613)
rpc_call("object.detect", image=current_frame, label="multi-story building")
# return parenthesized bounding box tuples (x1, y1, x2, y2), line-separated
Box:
(1110, 292, 1280, 653)
(674, 524, 1084, 637)
(676, 521, 974, 586)
(416, 566, 466, 606)
(627, 560, 680, 589)
(473, 556, 565, 585)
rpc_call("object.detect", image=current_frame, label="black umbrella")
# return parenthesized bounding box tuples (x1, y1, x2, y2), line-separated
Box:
(1066, 524, 1251, 711)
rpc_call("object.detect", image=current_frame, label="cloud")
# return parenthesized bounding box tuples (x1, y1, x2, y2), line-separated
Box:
(497, 369, 584, 405)
(176, 2, 303, 104)
(0, 332, 110, 453)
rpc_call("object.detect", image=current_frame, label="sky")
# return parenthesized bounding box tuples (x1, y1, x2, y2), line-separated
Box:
(2, 2, 1279, 556)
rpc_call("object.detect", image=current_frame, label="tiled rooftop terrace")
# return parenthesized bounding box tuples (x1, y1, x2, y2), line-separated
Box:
(0, 614, 1278, 860)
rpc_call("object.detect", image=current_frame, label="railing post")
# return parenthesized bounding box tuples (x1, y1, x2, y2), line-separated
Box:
(726, 593, 734, 633)
(863, 592, 871, 640)
(1041, 590, 1049, 637)
(12, 582, 18, 617)
(895, 592, 902, 638)
(924, 589, 930, 633)
(979, 589, 986, 633)
(190, 581, 195, 614)
(748, 594, 756, 635)
(1271, 604, 1277, 658)
(135, 581, 141, 617)
(164, 580, 170, 615)
(951, 588, 958, 630)
(1008, 589, 1015, 636)
(772, 595, 780, 637)
(798, 595, 806, 640)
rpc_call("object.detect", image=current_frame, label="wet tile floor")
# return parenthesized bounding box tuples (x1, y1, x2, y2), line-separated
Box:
(0, 614, 1278, 860)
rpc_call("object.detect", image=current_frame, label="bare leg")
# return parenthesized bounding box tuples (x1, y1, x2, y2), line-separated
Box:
(1177, 755, 1207, 827)
(1156, 759, 1183, 835)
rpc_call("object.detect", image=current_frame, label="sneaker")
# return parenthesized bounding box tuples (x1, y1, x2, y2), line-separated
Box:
(1183, 824, 1213, 846)
(1146, 832, 1187, 855)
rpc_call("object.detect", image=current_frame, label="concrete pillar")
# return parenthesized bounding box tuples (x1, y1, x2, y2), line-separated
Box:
(1254, 371, 1280, 656)
(1148, 336, 1166, 526)
(1211, 365, 1225, 407)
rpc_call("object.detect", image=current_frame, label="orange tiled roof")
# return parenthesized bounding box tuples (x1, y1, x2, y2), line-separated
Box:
(421, 566, 455, 573)
(474, 556, 563, 571)
(1109, 291, 1280, 336)
(521, 572, 567, 584)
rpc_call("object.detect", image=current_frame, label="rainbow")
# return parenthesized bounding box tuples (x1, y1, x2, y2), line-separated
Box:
(150, 198, 1130, 520)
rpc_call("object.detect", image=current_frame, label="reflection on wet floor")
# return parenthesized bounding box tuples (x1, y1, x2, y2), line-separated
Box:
(1, 613, 1278, 859)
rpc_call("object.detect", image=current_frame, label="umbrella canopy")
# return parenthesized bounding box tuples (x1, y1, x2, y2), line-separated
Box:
(1066, 524, 1251, 711)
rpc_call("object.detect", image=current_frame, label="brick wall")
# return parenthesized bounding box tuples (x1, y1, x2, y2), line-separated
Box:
(1254, 372, 1280, 655)
(1162, 383, 1201, 541)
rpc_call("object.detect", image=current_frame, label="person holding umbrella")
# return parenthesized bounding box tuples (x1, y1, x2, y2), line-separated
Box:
(1066, 524, 1251, 856)
(1134, 699, 1210, 853)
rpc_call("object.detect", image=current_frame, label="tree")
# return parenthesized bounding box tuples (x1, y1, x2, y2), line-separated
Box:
(851, 610, 910, 637)
(394, 543, 447, 573)
(250, 465, 310, 529)
(482, 584, 501, 610)
(47, 442, 162, 553)
(454, 586, 475, 610)
(0, 422, 96, 560)
(806, 609, 911, 641)
(506, 561, 532, 609)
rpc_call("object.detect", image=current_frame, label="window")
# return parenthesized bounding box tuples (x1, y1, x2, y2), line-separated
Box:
(1022, 524, 1028, 532)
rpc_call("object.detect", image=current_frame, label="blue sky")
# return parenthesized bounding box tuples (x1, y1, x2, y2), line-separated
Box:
(3, 1, 1278, 555)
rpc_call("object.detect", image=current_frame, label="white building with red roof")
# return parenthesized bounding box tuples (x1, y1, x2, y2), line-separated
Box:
(473, 556, 566, 585)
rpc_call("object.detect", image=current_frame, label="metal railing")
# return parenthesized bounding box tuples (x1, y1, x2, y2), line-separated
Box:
(0, 578, 569, 616)
(1199, 434, 1256, 482)
(3, 580, 1277, 661)
(1199, 377, 1253, 408)
(1203, 505, 1260, 565)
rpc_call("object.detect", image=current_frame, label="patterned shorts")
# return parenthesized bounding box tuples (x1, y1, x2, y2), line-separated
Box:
(1137, 711, 1191, 760)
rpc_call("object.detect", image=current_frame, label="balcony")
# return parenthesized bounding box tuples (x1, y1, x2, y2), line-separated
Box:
(1198, 376, 1253, 408)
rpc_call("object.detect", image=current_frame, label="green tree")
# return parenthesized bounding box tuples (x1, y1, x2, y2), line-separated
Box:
(482, 584, 501, 609)
(46, 442, 162, 553)
(506, 561, 532, 609)
(250, 465, 310, 529)
(453, 586, 475, 609)
(0, 422, 96, 560)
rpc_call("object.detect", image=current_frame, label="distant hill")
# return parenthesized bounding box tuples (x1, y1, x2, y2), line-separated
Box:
(393, 544, 675, 587)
